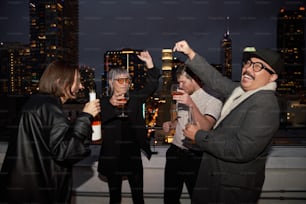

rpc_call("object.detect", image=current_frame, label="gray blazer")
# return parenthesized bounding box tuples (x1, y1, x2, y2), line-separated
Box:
(186, 54, 280, 204)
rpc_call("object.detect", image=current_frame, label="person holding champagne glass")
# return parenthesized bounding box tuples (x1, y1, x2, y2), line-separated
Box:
(162, 65, 223, 204)
(97, 50, 160, 204)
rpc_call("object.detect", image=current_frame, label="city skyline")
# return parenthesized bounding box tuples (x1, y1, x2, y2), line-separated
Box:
(0, 0, 306, 142)
(0, 0, 305, 83)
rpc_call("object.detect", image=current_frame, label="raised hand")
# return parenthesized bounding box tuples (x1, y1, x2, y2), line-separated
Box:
(109, 92, 128, 107)
(137, 50, 154, 69)
(172, 89, 194, 107)
(173, 40, 196, 60)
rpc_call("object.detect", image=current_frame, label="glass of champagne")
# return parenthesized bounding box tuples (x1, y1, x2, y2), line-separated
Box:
(118, 90, 129, 118)
(171, 83, 183, 112)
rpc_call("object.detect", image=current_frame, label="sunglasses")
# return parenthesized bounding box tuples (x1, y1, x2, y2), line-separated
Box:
(114, 78, 131, 84)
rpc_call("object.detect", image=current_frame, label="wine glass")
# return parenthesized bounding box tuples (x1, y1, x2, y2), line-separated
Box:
(118, 90, 129, 118)
(170, 83, 182, 112)
(187, 105, 196, 125)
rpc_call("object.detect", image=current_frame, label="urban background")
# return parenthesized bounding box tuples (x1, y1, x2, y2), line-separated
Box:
(0, 0, 305, 145)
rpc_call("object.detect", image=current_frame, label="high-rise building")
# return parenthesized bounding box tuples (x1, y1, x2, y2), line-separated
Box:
(63, 1, 79, 64)
(155, 49, 174, 126)
(28, 1, 79, 92)
(160, 49, 174, 98)
(277, 6, 305, 93)
(220, 16, 232, 79)
(0, 42, 31, 95)
(154, 49, 185, 127)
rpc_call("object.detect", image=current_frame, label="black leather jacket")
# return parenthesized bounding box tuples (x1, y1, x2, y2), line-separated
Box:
(0, 94, 92, 204)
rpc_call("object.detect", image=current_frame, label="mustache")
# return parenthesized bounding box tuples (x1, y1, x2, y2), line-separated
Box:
(242, 71, 255, 80)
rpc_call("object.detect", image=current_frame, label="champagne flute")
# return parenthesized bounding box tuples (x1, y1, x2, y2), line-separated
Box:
(118, 90, 129, 118)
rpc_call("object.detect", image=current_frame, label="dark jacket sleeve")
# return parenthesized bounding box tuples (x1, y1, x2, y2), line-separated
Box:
(186, 53, 238, 99)
(132, 67, 161, 102)
(43, 103, 93, 165)
(133, 67, 160, 159)
(100, 96, 120, 124)
(0, 95, 93, 203)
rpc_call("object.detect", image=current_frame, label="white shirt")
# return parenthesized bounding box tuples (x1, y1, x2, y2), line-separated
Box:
(172, 88, 223, 149)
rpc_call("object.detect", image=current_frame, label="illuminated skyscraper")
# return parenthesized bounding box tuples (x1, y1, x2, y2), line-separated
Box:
(28, 0, 79, 92)
(160, 49, 174, 97)
(159, 49, 184, 98)
(0, 42, 31, 95)
(277, 6, 305, 93)
(154, 49, 184, 127)
(220, 16, 232, 79)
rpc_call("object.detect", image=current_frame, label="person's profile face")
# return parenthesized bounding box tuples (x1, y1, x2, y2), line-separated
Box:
(177, 75, 196, 95)
(70, 70, 83, 98)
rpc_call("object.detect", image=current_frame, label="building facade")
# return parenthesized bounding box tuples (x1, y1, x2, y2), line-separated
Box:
(277, 6, 305, 93)
(0, 42, 31, 95)
(28, 0, 79, 93)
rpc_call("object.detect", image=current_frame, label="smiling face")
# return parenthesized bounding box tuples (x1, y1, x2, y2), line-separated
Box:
(240, 57, 278, 91)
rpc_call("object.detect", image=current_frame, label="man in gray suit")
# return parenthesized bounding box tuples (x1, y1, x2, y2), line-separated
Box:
(173, 40, 283, 204)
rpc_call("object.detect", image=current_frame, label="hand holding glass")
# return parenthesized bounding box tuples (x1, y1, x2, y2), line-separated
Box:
(118, 91, 129, 118)
(171, 84, 182, 111)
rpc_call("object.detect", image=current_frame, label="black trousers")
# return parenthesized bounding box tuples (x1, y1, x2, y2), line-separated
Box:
(107, 171, 144, 204)
(164, 144, 202, 204)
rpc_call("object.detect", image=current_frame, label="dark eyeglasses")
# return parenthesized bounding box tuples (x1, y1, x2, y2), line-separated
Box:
(243, 60, 275, 75)
(114, 78, 131, 84)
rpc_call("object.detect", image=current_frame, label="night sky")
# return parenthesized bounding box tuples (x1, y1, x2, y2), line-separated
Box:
(0, 0, 305, 82)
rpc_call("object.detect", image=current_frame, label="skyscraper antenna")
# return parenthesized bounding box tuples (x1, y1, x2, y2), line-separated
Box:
(226, 16, 230, 35)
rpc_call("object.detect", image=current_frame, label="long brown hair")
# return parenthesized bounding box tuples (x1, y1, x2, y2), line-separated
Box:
(38, 61, 78, 98)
